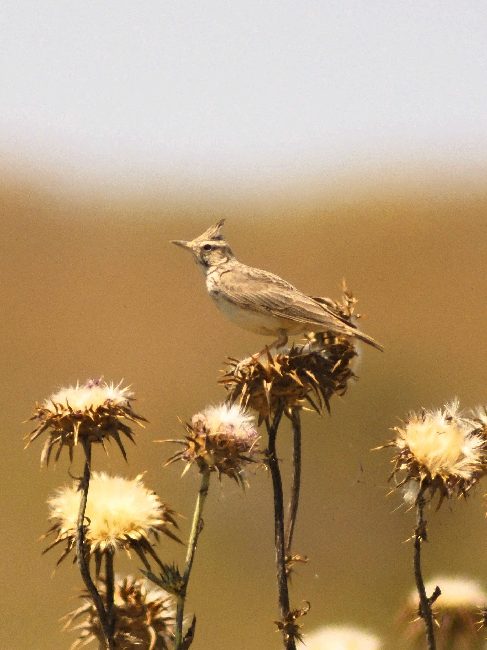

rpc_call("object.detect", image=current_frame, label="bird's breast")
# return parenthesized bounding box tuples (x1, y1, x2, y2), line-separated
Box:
(208, 291, 303, 337)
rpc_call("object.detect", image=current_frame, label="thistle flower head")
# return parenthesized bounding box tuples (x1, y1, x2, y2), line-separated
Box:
(384, 401, 486, 503)
(26, 379, 146, 464)
(220, 290, 358, 421)
(221, 337, 356, 421)
(402, 576, 487, 648)
(165, 404, 260, 486)
(63, 575, 174, 649)
(304, 625, 382, 649)
(45, 472, 179, 566)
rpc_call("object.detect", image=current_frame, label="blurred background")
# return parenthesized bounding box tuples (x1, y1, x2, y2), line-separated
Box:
(1, 2, 486, 649)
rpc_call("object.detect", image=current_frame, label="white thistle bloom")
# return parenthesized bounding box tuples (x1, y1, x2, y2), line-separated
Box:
(27, 378, 145, 464)
(45, 472, 179, 562)
(167, 404, 260, 485)
(47, 378, 133, 412)
(304, 625, 381, 650)
(395, 401, 482, 479)
(386, 400, 486, 502)
(192, 403, 258, 443)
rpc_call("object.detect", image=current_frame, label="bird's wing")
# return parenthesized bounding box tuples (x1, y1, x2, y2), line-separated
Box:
(218, 265, 353, 332)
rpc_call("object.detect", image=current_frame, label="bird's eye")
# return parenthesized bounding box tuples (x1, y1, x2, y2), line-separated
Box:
(203, 244, 213, 251)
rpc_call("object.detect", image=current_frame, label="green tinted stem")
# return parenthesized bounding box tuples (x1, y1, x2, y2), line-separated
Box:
(174, 467, 211, 650)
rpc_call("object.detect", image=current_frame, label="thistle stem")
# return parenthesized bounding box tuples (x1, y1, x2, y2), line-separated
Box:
(285, 408, 301, 555)
(105, 548, 116, 642)
(76, 441, 114, 649)
(174, 467, 211, 650)
(413, 488, 436, 650)
(266, 404, 296, 650)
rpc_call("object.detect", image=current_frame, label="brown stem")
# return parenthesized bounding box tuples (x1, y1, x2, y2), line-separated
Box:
(76, 441, 114, 650)
(285, 408, 301, 555)
(266, 404, 296, 650)
(174, 467, 211, 650)
(413, 488, 437, 650)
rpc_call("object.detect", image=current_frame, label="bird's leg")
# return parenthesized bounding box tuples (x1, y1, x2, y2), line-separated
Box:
(256, 329, 289, 360)
(268, 328, 288, 351)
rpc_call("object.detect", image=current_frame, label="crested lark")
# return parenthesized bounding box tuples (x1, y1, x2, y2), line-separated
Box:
(171, 220, 383, 351)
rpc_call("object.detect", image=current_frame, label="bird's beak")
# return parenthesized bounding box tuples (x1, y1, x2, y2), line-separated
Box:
(171, 239, 192, 250)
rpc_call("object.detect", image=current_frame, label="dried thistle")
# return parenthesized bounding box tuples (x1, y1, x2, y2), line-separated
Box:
(220, 289, 359, 421)
(221, 336, 356, 421)
(26, 379, 146, 464)
(165, 403, 260, 486)
(44, 472, 180, 568)
(382, 400, 486, 505)
(400, 576, 487, 649)
(303, 625, 382, 649)
(63, 575, 174, 649)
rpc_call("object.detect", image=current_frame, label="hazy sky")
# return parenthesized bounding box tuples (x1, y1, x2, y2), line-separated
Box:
(2, 1, 487, 190)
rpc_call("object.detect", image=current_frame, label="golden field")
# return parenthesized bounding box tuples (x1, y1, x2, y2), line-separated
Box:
(1, 173, 486, 649)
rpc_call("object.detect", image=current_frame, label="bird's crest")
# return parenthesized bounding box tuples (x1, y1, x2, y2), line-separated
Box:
(194, 219, 225, 242)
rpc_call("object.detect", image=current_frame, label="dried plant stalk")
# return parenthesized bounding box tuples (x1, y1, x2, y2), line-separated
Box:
(76, 441, 114, 649)
(174, 468, 210, 650)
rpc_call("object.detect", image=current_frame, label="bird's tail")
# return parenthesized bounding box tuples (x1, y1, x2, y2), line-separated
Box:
(351, 327, 384, 352)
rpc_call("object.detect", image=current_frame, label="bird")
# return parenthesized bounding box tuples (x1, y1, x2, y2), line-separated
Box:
(171, 220, 383, 351)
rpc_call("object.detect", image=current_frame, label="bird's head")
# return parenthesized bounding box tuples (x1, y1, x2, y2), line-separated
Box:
(171, 219, 234, 270)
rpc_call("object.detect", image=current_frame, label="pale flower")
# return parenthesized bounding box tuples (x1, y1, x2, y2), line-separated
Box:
(166, 403, 260, 485)
(304, 625, 381, 650)
(47, 378, 133, 412)
(192, 403, 258, 444)
(27, 378, 145, 464)
(385, 400, 486, 502)
(45, 472, 179, 566)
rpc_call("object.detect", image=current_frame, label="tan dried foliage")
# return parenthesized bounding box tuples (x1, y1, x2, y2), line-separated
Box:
(63, 575, 174, 649)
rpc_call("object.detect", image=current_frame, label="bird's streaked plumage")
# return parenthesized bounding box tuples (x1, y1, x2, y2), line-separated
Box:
(171, 220, 383, 351)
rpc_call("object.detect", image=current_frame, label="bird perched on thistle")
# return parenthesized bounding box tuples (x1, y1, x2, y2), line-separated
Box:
(171, 220, 383, 351)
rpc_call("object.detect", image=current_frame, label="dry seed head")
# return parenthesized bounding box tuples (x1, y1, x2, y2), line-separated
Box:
(402, 576, 487, 649)
(166, 403, 260, 486)
(303, 624, 382, 650)
(221, 336, 356, 421)
(220, 289, 358, 420)
(63, 575, 174, 649)
(45, 472, 179, 566)
(26, 379, 146, 464)
(385, 401, 486, 503)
